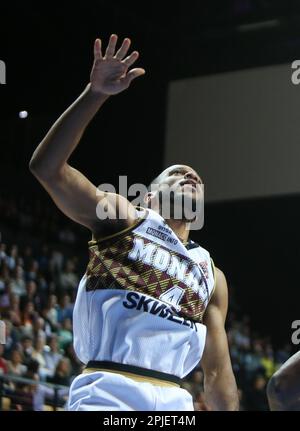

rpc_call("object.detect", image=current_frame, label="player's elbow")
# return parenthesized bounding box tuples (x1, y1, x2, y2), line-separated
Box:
(29, 155, 61, 182)
(29, 154, 45, 178)
(29, 156, 40, 175)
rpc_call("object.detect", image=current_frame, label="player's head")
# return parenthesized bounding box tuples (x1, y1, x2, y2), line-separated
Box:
(143, 164, 203, 222)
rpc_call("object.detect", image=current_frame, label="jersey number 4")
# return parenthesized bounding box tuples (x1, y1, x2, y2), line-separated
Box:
(159, 285, 184, 311)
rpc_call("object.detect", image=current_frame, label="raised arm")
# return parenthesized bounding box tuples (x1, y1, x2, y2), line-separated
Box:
(29, 34, 145, 234)
(200, 268, 239, 411)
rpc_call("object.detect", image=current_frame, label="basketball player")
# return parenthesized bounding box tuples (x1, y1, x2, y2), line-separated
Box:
(29, 34, 238, 411)
(267, 351, 300, 410)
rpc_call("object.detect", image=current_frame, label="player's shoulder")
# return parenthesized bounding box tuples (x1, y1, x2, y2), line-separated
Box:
(210, 266, 228, 303)
(215, 266, 226, 282)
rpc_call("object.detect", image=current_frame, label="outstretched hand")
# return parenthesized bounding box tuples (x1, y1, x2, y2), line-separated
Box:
(90, 34, 146, 95)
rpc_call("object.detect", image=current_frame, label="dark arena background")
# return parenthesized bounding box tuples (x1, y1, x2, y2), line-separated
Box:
(0, 0, 300, 413)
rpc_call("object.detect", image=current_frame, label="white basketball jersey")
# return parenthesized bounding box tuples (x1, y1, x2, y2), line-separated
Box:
(73, 208, 216, 379)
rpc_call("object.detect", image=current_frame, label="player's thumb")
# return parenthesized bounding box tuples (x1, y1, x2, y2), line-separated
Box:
(124, 68, 146, 87)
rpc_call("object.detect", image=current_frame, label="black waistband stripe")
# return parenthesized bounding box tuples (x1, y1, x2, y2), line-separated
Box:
(86, 360, 182, 386)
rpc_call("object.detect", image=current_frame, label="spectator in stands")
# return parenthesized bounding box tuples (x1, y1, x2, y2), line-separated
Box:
(228, 320, 251, 351)
(43, 335, 62, 378)
(47, 358, 71, 386)
(20, 335, 34, 367)
(26, 260, 39, 283)
(64, 342, 83, 378)
(20, 302, 38, 337)
(59, 259, 78, 295)
(9, 378, 35, 411)
(42, 295, 59, 331)
(0, 343, 8, 375)
(20, 280, 41, 312)
(35, 274, 49, 306)
(7, 349, 27, 376)
(242, 340, 265, 383)
(0, 243, 7, 265)
(261, 343, 276, 379)
(32, 317, 47, 342)
(6, 245, 18, 271)
(10, 265, 26, 297)
(8, 294, 22, 327)
(0, 280, 11, 310)
(49, 250, 64, 274)
(2, 320, 18, 359)
(23, 363, 69, 411)
(26, 358, 40, 376)
(31, 336, 48, 380)
(275, 343, 293, 367)
(58, 318, 73, 350)
(8, 360, 62, 411)
(0, 264, 10, 291)
(57, 294, 73, 324)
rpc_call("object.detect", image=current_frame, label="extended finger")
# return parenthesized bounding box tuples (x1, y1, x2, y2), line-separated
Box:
(105, 34, 118, 58)
(115, 38, 131, 60)
(122, 51, 140, 68)
(94, 38, 103, 60)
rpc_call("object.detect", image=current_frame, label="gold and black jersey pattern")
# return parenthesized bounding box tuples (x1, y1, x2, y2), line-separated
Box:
(86, 228, 210, 323)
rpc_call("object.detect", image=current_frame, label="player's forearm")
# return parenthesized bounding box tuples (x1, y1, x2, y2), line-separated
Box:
(29, 84, 109, 178)
(204, 371, 239, 411)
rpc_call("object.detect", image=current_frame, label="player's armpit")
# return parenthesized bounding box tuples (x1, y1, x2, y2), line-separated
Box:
(32, 163, 137, 233)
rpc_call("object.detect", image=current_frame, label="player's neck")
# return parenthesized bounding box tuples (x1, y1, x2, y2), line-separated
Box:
(164, 218, 190, 243)
(149, 205, 190, 244)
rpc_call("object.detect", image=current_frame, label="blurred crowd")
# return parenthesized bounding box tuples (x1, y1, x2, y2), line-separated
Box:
(0, 194, 293, 410)
(0, 192, 87, 248)
(0, 239, 82, 410)
(184, 313, 292, 410)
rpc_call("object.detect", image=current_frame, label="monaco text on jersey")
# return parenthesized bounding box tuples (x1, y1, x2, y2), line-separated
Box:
(128, 237, 208, 299)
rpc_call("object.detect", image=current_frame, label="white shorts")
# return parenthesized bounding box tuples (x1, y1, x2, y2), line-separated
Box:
(67, 371, 194, 411)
